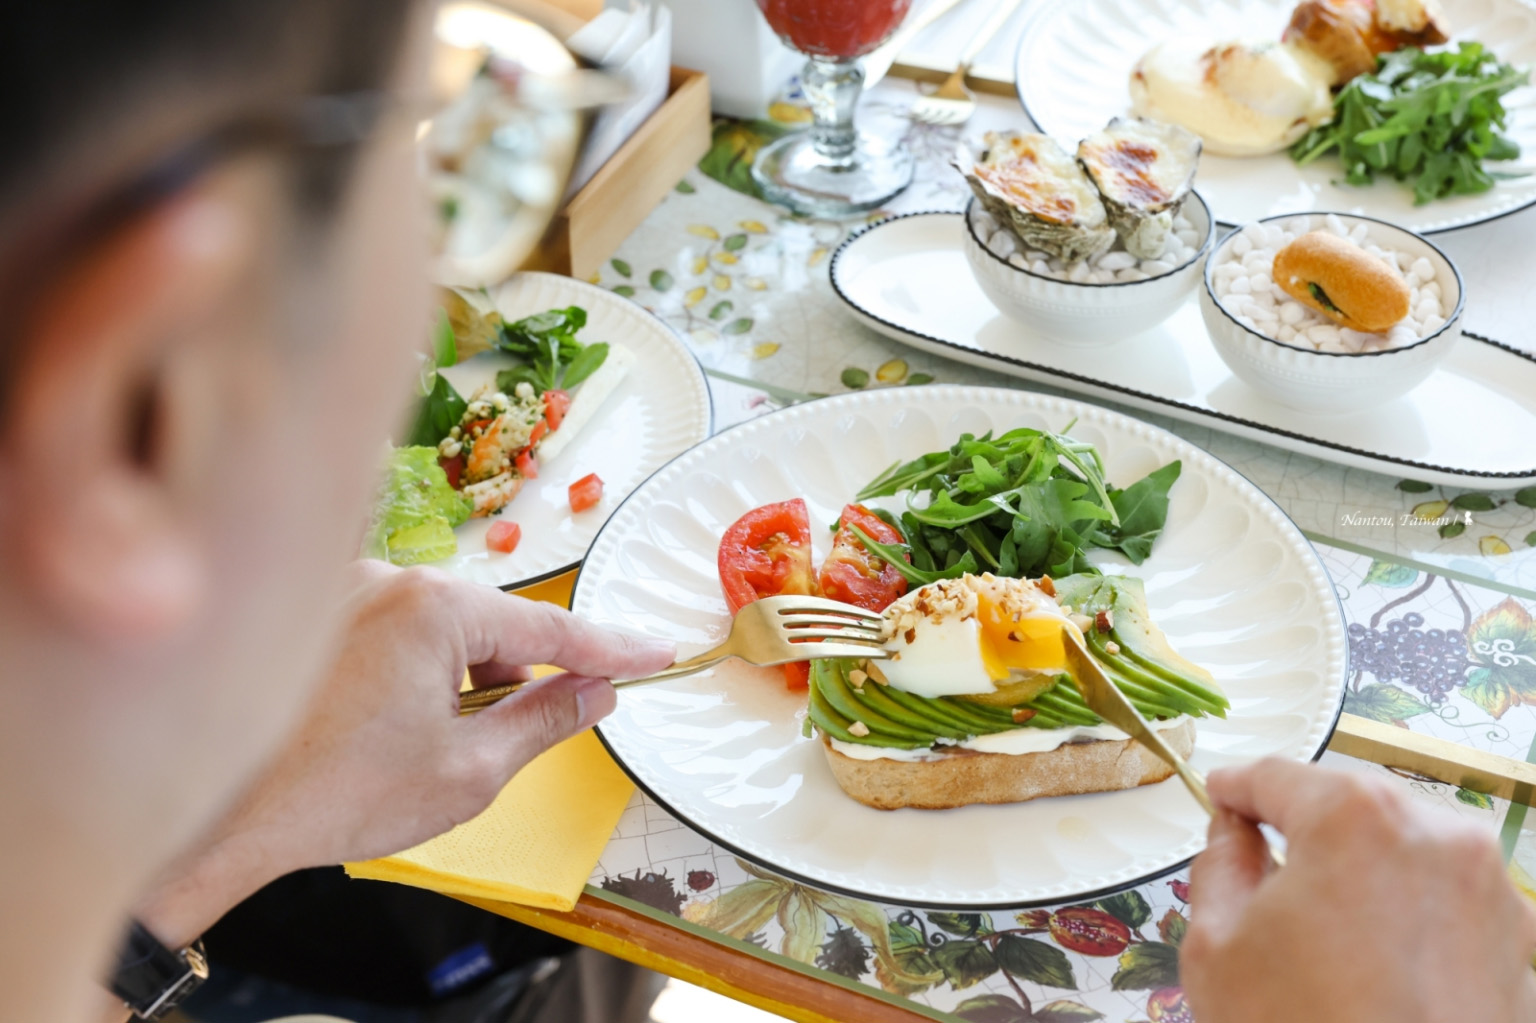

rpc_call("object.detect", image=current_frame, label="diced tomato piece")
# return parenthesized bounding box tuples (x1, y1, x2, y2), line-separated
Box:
(439, 454, 464, 491)
(781, 662, 811, 691)
(543, 389, 571, 431)
(514, 449, 538, 479)
(485, 520, 521, 553)
(817, 503, 909, 612)
(464, 418, 495, 436)
(568, 472, 604, 513)
(529, 419, 549, 447)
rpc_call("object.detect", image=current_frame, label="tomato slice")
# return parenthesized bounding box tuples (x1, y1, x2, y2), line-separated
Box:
(718, 499, 819, 615)
(817, 503, 908, 612)
(528, 419, 549, 447)
(543, 389, 571, 431)
(514, 449, 538, 480)
(485, 520, 521, 553)
(718, 498, 821, 690)
(568, 473, 604, 513)
(439, 454, 464, 491)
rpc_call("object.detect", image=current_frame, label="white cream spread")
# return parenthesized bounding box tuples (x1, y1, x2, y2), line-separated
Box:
(828, 715, 1190, 762)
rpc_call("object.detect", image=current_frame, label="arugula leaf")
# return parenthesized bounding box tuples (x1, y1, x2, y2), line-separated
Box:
(852, 428, 1179, 581)
(1098, 461, 1182, 564)
(495, 305, 607, 395)
(405, 371, 466, 448)
(1291, 42, 1529, 205)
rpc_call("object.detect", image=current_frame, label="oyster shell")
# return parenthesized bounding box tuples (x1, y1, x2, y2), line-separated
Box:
(1077, 118, 1202, 260)
(955, 132, 1115, 264)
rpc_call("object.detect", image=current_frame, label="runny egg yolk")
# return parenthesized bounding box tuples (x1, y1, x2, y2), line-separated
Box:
(975, 591, 1077, 682)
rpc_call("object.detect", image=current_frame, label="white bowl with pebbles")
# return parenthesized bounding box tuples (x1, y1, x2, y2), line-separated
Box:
(963, 191, 1213, 345)
(1199, 212, 1464, 414)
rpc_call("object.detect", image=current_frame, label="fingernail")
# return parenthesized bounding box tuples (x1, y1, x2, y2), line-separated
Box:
(636, 636, 677, 663)
(574, 675, 616, 731)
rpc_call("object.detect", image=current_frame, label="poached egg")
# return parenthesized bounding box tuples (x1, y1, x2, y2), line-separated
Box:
(1130, 38, 1333, 157)
(878, 574, 1082, 699)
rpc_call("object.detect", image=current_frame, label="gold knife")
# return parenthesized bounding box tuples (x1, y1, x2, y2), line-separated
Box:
(1059, 625, 1286, 869)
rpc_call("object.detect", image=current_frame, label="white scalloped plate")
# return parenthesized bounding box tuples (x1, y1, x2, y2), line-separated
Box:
(432, 272, 712, 590)
(1014, 0, 1536, 233)
(576, 386, 1347, 907)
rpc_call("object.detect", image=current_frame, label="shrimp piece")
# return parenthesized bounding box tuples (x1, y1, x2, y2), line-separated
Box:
(463, 471, 524, 518)
(464, 414, 519, 483)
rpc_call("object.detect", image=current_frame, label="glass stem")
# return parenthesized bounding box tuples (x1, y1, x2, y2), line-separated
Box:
(802, 57, 863, 165)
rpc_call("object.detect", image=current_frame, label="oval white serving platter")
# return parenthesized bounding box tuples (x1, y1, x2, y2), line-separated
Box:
(576, 385, 1347, 907)
(830, 213, 1536, 489)
(1014, 0, 1536, 233)
(433, 272, 713, 589)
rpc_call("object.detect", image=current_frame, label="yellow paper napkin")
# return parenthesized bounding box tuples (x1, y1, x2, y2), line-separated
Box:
(344, 571, 634, 912)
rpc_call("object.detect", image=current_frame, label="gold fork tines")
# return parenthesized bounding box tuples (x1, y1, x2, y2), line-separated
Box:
(458, 595, 888, 714)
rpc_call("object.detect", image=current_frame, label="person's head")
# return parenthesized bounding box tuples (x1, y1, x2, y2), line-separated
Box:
(0, 0, 429, 954)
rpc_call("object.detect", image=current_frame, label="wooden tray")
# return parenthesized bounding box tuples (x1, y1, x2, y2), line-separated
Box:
(523, 66, 711, 280)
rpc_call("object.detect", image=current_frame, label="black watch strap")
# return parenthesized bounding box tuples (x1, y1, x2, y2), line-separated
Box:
(110, 919, 209, 1021)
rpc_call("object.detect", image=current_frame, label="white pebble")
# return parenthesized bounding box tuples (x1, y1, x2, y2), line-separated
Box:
(1339, 328, 1375, 350)
(1244, 300, 1278, 323)
(1243, 251, 1270, 273)
(1118, 268, 1148, 282)
(1030, 259, 1049, 275)
(1410, 257, 1434, 281)
(1026, 249, 1049, 263)
(1415, 297, 1442, 322)
(1048, 259, 1066, 273)
(1278, 325, 1299, 343)
(1308, 324, 1341, 346)
(1008, 253, 1029, 269)
(1237, 315, 1257, 330)
(1325, 213, 1348, 237)
(1086, 270, 1111, 284)
(1248, 274, 1273, 294)
(1215, 278, 1231, 299)
(1142, 259, 1174, 276)
(1403, 270, 1421, 289)
(989, 230, 1018, 258)
(1229, 276, 1252, 295)
(1175, 229, 1199, 247)
(1232, 234, 1253, 258)
(1279, 301, 1306, 325)
(1068, 261, 1091, 283)
(1422, 281, 1442, 299)
(1349, 224, 1370, 245)
(1422, 314, 1447, 334)
(1214, 262, 1245, 281)
(1388, 324, 1418, 347)
(1173, 214, 1193, 232)
(1097, 251, 1137, 272)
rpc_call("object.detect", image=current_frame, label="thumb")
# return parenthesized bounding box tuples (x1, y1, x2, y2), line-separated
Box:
(466, 673, 615, 778)
(1188, 809, 1270, 940)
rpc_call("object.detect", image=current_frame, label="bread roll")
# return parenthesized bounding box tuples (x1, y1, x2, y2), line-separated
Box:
(819, 720, 1196, 811)
(1272, 230, 1412, 333)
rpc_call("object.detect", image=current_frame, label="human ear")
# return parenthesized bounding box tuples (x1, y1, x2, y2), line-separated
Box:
(0, 177, 260, 644)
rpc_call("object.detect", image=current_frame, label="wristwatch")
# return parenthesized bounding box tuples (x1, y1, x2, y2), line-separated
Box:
(109, 919, 209, 1021)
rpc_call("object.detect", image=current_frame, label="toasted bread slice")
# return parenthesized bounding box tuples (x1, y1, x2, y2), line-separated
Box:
(819, 719, 1196, 811)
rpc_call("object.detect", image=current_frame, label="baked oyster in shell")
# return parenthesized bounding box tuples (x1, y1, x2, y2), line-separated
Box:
(956, 132, 1115, 264)
(1078, 118, 1201, 260)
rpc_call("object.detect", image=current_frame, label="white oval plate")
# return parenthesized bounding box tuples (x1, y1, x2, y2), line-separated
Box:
(576, 386, 1347, 907)
(433, 272, 712, 589)
(1014, 0, 1536, 233)
(828, 212, 1536, 489)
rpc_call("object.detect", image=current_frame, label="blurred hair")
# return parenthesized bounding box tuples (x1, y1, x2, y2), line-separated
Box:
(0, 0, 419, 227)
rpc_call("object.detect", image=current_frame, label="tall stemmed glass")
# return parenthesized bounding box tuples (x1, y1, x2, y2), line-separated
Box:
(752, 0, 916, 217)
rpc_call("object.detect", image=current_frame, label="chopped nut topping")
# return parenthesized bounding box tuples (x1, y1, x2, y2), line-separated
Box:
(1105, 640, 1121, 655)
(1037, 575, 1056, 597)
(865, 662, 890, 683)
(848, 721, 871, 737)
(1069, 613, 1094, 632)
(848, 669, 868, 686)
(1008, 631, 1023, 642)
(1095, 610, 1114, 634)
(904, 627, 917, 644)
(1011, 708, 1036, 724)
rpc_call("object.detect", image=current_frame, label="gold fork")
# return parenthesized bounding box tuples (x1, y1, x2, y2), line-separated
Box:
(910, 0, 1026, 126)
(1059, 626, 1287, 869)
(458, 595, 889, 714)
